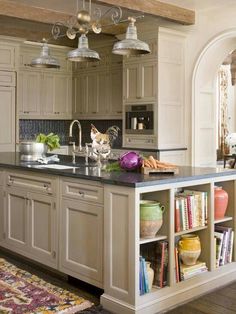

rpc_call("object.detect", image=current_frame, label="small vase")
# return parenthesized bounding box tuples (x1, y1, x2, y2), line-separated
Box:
(140, 200, 165, 238)
(146, 261, 154, 291)
(178, 234, 201, 266)
(214, 186, 228, 220)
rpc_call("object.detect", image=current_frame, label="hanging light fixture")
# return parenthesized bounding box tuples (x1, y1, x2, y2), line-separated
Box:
(112, 17, 150, 56)
(67, 33, 100, 62)
(30, 39, 60, 69)
(30, 1, 150, 64)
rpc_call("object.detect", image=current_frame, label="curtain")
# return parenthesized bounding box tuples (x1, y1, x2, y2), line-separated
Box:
(218, 65, 229, 158)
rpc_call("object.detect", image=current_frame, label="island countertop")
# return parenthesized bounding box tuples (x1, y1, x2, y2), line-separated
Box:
(0, 152, 235, 188)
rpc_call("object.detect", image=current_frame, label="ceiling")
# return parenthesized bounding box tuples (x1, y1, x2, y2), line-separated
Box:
(156, 0, 236, 11)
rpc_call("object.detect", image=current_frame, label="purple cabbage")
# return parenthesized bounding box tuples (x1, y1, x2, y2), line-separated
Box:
(118, 151, 142, 171)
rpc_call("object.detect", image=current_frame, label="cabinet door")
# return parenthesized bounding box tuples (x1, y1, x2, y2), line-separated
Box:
(42, 74, 72, 119)
(0, 186, 5, 243)
(123, 63, 139, 102)
(0, 86, 15, 151)
(0, 44, 16, 70)
(28, 192, 57, 268)
(54, 74, 72, 118)
(110, 66, 122, 116)
(87, 72, 98, 114)
(73, 75, 87, 116)
(60, 199, 103, 287)
(18, 71, 41, 117)
(140, 62, 157, 101)
(42, 73, 55, 116)
(5, 187, 28, 251)
(97, 71, 108, 115)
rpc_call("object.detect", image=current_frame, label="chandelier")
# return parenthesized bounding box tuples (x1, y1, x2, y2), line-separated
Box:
(30, 0, 150, 68)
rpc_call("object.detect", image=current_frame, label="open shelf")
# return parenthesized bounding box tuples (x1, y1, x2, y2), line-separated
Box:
(139, 235, 167, 245)
(175, 225, 208, 237)
(214, 216, 233, 224)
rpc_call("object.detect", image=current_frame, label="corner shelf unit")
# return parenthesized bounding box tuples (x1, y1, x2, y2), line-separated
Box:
(102, 173, 236, 314)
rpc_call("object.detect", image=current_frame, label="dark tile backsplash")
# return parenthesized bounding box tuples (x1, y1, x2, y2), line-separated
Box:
(19, 119, 123, 149)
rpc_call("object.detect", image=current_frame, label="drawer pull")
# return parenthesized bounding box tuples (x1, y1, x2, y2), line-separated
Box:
(43, 184, 52, 194)
(78, 191, 85, 197)
(7, 178, 14, 186)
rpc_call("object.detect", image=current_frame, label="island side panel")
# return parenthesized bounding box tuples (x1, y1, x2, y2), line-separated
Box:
(102, 184, 138, 309)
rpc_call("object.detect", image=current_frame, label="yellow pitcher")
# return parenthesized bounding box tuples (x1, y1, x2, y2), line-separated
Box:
(178, 234, 201, 266)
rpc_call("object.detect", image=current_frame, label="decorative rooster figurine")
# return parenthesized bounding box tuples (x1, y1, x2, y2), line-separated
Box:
(90, 124, 120, 148)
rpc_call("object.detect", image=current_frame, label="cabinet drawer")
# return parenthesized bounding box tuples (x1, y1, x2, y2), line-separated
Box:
(0, 71, 15, 86)
(62, 179, 103, 204)
(6, 172, 56, 195)
(124, 136, 157, 148)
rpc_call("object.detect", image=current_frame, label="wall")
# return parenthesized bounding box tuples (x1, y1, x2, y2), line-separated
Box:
(144, 4, 236, 165)
(19, 119, 123, 148)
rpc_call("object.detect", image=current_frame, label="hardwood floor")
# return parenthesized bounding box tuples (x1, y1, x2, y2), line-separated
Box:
(1, 249, 236, 313)
(165, 281, 236, 313)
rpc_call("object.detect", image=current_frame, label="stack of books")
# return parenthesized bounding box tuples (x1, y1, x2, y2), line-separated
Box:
(140, 240, 168, 291)
(214, 225, 234, 267)
(175, 189, 208, 232)
(139, 256, 150, 295)
(174, 247, 208, 282)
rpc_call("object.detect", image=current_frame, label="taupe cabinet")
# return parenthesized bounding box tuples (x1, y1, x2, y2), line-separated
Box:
(122, 28, 186, 160)
(17, 43, 72, 120)
(60, 178, 103, 288)
(123, 61, 157, 103)
(73, 44, 123, 119)
(3, 171, 58, 269)
(0, 38, 18, 153)
(18, 71, 72, 119)
(0, 170, 104, 288)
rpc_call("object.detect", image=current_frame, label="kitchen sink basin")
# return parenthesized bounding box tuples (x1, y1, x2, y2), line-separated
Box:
(32, 164, 79, 170)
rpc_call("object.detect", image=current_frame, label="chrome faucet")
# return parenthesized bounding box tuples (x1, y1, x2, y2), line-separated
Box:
(69, 119, 82, 164)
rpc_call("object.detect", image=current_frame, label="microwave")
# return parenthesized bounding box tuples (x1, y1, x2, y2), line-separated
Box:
(125, 104, 154, 135)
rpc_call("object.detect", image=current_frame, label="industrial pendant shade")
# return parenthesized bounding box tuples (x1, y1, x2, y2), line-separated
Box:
(112, 17, 150, 56)
(30, 39, 60, 69)
(67, 34, 100, 62)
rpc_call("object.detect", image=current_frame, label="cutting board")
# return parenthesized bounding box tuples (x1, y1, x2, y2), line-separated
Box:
(141, 166, 179, 175)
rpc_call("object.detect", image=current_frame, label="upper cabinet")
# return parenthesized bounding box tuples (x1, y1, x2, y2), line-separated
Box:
(17, 43, 72, 120)
(72, 43, 123, 120)
(123, 28, 186, 150)
(0, 42, 18, 71)
(123, 61, 157, 103)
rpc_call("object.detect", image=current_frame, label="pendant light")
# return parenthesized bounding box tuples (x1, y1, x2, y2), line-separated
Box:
(67, 33, 100, 62)
(30, 39, 60, 69)
(112, 17, 150, 56)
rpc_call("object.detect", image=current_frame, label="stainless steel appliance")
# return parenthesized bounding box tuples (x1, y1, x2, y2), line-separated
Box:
(125, 104, 154, 134)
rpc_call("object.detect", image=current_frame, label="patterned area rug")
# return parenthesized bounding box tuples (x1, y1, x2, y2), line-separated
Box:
(0, 258, 93, 313)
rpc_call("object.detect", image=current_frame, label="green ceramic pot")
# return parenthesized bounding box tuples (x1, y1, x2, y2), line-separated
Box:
(140, 200, 165, 238)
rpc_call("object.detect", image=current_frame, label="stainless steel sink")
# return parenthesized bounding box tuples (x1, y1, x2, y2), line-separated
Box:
(32, 164, 79, 170)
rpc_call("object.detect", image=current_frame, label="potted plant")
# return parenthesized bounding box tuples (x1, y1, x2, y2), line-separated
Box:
(36, 133, 60, 152)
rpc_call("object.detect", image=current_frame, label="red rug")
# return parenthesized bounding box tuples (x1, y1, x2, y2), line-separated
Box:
(0, 258, 93, 313)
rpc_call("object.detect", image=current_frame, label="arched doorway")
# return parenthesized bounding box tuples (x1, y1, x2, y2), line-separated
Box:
(192, 29, 236, 167)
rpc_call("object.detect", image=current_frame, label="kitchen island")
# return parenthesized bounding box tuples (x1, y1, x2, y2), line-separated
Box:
(0, 152, 236, 313)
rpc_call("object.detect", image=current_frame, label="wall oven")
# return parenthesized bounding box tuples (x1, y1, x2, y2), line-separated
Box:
(125, 104, 154, 135)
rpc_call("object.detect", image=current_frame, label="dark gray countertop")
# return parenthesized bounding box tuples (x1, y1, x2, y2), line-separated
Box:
(0, 152, 235, 188)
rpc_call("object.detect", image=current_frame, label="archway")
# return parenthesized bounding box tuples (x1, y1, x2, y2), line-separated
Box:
(192, 29, 236, 166)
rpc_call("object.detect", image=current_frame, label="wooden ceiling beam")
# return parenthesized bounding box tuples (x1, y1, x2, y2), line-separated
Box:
(95, 0, 195, 25)
(0, 0, 71, 24)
